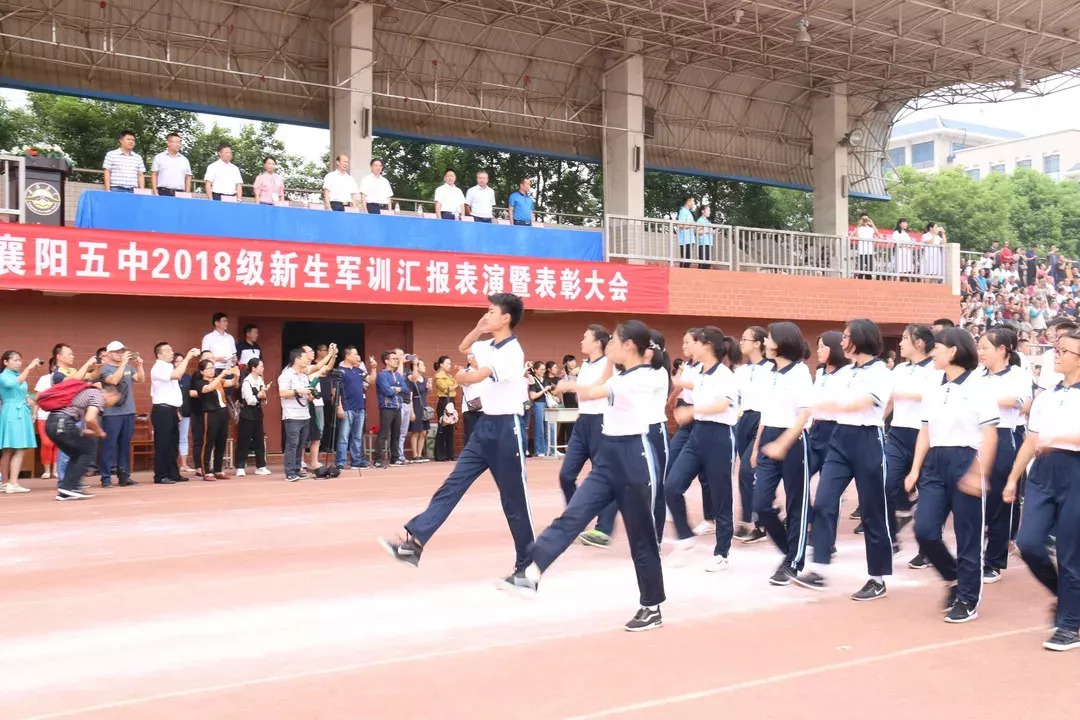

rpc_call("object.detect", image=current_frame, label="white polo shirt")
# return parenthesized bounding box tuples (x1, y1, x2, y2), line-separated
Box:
(150, 359, 182, 407)
(323, 170, 360, 203)
(735, 359, 774, 412)
(465, 185, 496, 219)
(461, 366, 485, 409)
(575, 356, 609, 415)
(205, 159, 243, 194)
(603, 365, 653, 436)
(151, 151, 193, 190)
(813, 366, 842, 422)
(693, 362, 738, 425)
(977, 365, 1032, 430)
(646, 367, 671, 425)
(1028, 382, 1080, 451)
(891, 358, 940, 429)
(1037, 349, 1064, 391)
(434, 183, 466, 215)
(103, 148, 146, 189)
(359, 174, 393, 205)
(761, 361, 813, 429)
(833, 358, 893, 427)
(921, 370, 1000, 449)
(201, 330, 237, 370)
(677, 361, 701, 404)
(470, 336, 526, 416)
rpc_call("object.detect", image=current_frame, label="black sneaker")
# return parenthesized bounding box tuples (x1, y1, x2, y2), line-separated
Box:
(943, 585, 958, 613)
(1043, 628, 1080, 652)
(851, 579, 887, 601)
(741, 527, 768, 544)
(983, 567, 1002, 584)
(56, 487, 94, 501)
(769, 564, 796, 586)
(624, 606, 663, 632)
(118, 478, 139, 487)
(374, 462, 386, 469)
(498, 569, 538, 595)
(944, 600, 978, 624)
(391, 460, 406, 467)
(357, 461, 370, 468)
(733, 525, 752, 541)
(793, 570, 827, 591)
(377, 535, 422, 567)
(154, 478, 176, 485)
(892, 542, 901, 556)
(830, 546, 838, 559)
(908, 553, 931, 569)
(849, 507, 861, 520)
(853, 522, 864, 535)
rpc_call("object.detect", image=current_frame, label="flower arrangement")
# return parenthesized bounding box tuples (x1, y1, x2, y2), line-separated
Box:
(1, 143, 75, 166)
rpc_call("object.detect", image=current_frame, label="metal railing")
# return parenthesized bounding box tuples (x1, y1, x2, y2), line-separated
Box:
(0, 155, 26, 223)
(606, 215, 950, 283)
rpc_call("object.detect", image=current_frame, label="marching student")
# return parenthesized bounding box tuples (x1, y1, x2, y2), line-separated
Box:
(905, 328, 999, 623)
(750, 322, 813, 585)
(809, 331, 849, 478)
(508, 320, 666, 632)
(794, 319, 893, 600)
(379, 294, 535, 583)
(884, 324, 938, 567)
(976, 327, 1030, 583)
(668, 329, 714, 535)
(1005, 328, 1080, 651)
(735, 326, 772, 543)
(645, 329, 673, 544)
(665, 326, 739, 571)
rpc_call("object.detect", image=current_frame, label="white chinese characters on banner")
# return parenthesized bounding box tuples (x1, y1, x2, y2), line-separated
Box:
(7, 235, 639, 306)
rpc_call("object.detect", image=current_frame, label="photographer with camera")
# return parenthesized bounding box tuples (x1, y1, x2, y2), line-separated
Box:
(335, 347, 370, 470)
(235, 357, 271, 477)
(306, 343, 338, 473)
(375, 350, 406, 468)
(99, 341, 145, 488)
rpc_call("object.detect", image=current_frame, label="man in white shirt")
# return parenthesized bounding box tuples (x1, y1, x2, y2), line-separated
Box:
(359, 158, 394, 214)
(465, 171, 496, 223)
(279, 348, 315, 481)
(201, 312, 237, 371)
(102, 130, 146, 192)
(151, 343, 201, 483)
(433, 168, 466, 220)
(151, 133, 193, 196)
(323, 154, 361, 211)
(204, 143, 244, 200)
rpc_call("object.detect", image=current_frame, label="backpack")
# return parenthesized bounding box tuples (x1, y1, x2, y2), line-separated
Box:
(37, 380, 94, 412)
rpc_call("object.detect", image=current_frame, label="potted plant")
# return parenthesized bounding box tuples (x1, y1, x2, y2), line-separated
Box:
(1, 143, 74, 175)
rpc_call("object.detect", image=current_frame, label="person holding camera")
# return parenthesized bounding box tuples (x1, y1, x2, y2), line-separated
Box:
(235, 357, 271, 477)
(279, 348, 325, 482)
(150, 343, 200, 485)
(375, 350, 406, 468)
(193, 359, 240, 481)
(335, 347, 370, 470)
(99, 341, 144, 488)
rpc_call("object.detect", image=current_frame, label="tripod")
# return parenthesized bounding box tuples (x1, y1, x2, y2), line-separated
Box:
(314, 371, 348, 478)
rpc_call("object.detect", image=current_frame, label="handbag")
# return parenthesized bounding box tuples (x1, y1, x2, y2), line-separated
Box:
(423, 405, 436, 422)
(441, 404, 459, 425)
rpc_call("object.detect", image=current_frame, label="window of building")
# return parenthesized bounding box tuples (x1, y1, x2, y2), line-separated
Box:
(950, 142, 968, 153)
(1016, 159, 1032, 170)
(887, 146, 906, 168)
(966, 168, 981, 181)
(990, 164, 1006, 174)
(1044, 154, 1060, 180)
(911, 141, 934, 168)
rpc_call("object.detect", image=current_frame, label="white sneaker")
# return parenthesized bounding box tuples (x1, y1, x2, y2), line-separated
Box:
(41, 471, 51, 480)
(693, 520, 716, 536)
(235, 468, 246, 477)
(3, 483, 30, 494)
(666, 536, 696, 566)
(705, 555, 729, 572)
(254, 467, 271, 476)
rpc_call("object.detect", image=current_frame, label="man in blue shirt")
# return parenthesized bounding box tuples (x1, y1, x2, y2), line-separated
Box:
(335, 346, 370, 470)
(375, 351, 404, 468)
(507, 178, 535, 226)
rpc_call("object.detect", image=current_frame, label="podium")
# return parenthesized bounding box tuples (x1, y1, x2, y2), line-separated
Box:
(11, 156, 71, 226)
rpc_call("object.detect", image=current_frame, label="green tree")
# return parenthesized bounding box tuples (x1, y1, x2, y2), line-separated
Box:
(0, 97, 36, 152)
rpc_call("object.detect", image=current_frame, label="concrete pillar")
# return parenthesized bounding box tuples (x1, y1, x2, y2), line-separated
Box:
(811, 83, 849, 237)
(329, 4, 374, 177)
(602, 52, 645, 218)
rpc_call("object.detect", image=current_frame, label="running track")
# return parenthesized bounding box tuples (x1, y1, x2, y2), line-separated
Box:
(0, 459, 1072, 720)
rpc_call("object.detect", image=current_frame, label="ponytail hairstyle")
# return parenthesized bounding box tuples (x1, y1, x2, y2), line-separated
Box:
(694, 325, 729, 365)
(648, 329, 673, 392)
(984, 326, 1021, 368)
(904, 323, 935, 356)
(613, 319, 651, 360)
(721, 335, 742, 369)
(587, 324, 612, 352)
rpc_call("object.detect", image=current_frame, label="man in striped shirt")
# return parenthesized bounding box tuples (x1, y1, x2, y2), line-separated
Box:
(45, 383, 122, 501)
(103, 130, 147, 193)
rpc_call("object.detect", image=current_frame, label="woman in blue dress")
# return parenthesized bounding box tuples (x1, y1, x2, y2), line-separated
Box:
(0, 350, 43, 494)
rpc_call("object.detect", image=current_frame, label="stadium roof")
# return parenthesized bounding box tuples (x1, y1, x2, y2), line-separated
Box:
(4, 0, 1080, 196)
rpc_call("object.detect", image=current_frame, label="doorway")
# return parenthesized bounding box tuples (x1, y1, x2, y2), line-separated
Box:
(280, 320, 367, 369)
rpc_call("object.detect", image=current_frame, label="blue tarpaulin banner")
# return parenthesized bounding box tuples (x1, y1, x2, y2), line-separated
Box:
(74, 191, 603, 262)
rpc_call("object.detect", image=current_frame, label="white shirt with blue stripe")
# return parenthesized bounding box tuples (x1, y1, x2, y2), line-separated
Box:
(920, 370, 1000, 449)
(646, 367, 671, 425)
(976, 365, 1032, 430)
(575, 356, 609, 416)
(891, 358, 942, 430)
(735, 359, 774, 413)
(693, 362, 738, 425)
(470, 336, 526, 416)
(833, 358, 893, 427)
(761, 361, 813, 428)
(1027, 381, 1080, 452)
(812, 366, 842, 422)
(604, 365, 654, 436)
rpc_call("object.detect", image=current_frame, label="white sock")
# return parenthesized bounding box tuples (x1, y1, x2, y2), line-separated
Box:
(525, 562, 541, 583)
(870, 575, 883, 583)
(811, 562, 829, 574)
(647, 605, 660, 612)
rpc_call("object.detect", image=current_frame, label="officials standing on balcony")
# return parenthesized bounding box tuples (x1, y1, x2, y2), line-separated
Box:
(359, 159, 393, 214)
(204, 143, 244, 201)
(323, 154, 361, 211)
(150, 133, 193, 196)
(508, 178, 535, 226)
(434, 168, 466, 220)
(102, 130, 146, 193)
(465, 171, 496, 223)
(253, 157, 285, 205)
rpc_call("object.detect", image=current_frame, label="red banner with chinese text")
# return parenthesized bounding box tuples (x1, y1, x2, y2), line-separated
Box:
(0, 226, 669, 313)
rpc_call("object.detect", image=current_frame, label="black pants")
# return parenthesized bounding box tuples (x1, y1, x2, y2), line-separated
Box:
(434, 397, 456, 461)
(46, 414, 96, 492)
(203, 408, 228, 474)
(151, 404, 180, 482)
(473, 217, 492, 223)
(463, 410, 481, 445)
(377, 407, 401, 464)
(236, 413, 266, 470)
(191, 412, 205, 472)
(212, 192, 236, 201)
(157, 188, 182, 197)
(330, 201, 350, 211)
(366, 203, 386, 214)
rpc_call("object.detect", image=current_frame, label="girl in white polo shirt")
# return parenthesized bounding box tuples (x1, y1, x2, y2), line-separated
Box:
(906, 328, 999, 624)
(734, 326, 772, 544)
(644, 329, 673, 544)
(668, 329, 713, 535)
